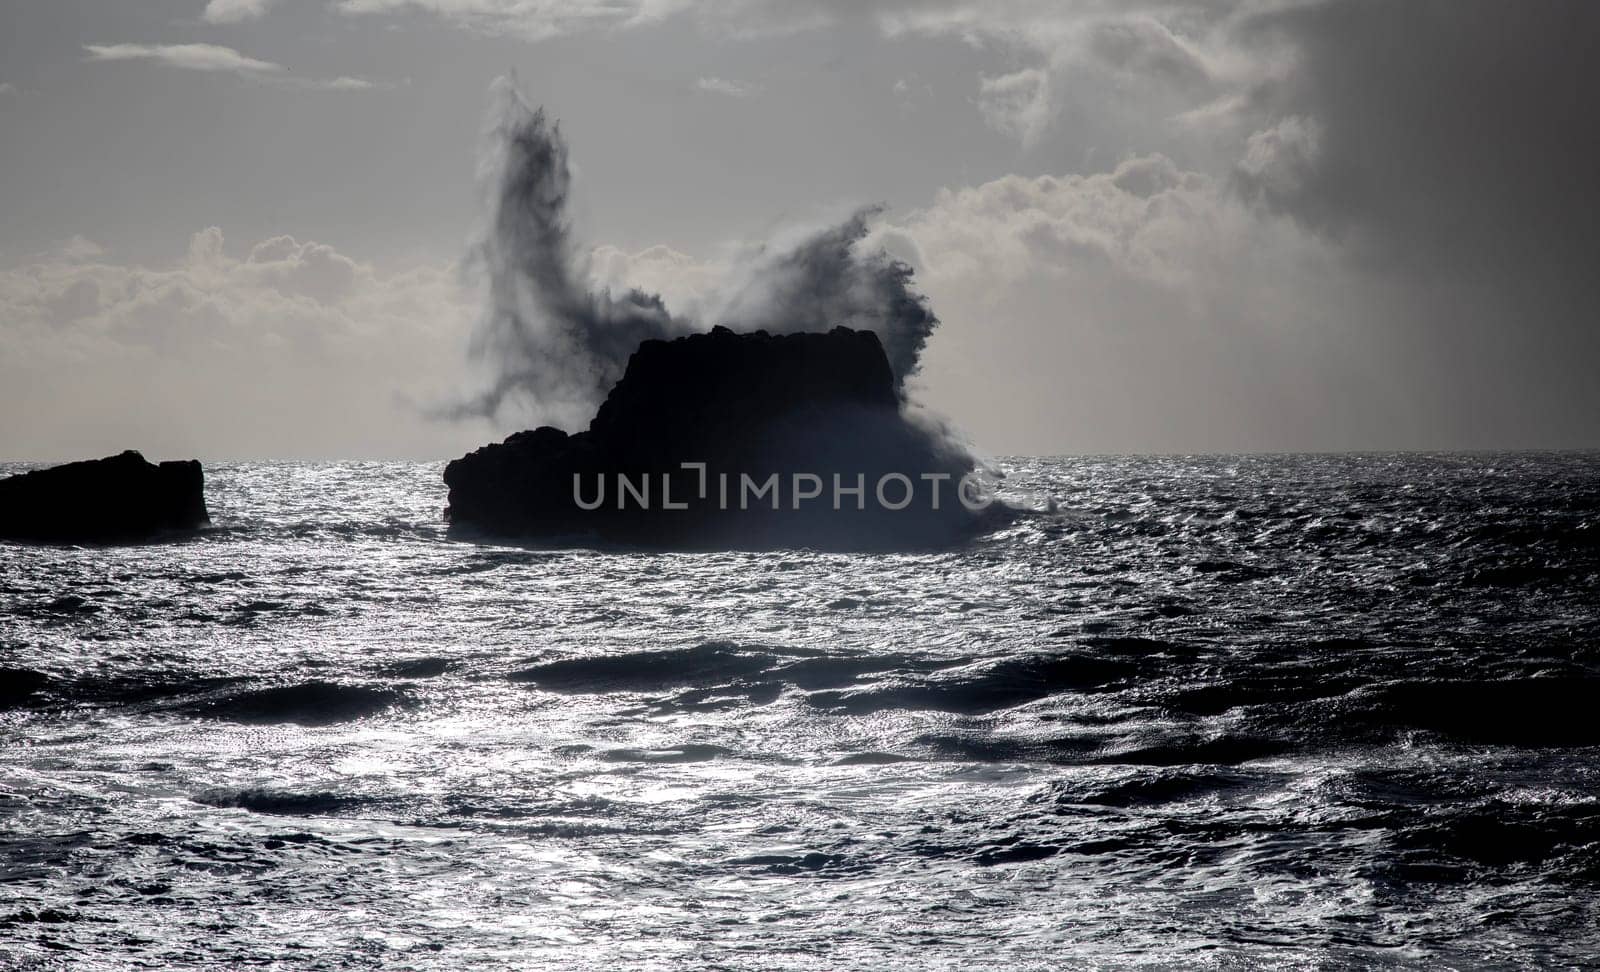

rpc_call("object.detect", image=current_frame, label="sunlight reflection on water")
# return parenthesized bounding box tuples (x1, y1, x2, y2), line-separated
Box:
(2, 453, 1599, 968)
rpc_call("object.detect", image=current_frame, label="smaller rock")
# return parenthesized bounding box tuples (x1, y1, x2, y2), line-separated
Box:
(0, 450, 209, 542)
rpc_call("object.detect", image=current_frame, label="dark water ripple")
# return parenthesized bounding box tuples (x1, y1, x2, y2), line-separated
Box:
(2, 453, 1599, 968)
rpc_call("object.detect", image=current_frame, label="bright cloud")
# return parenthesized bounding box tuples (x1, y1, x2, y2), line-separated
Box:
(82, 43, 385, 91)
(201, 0, 282, 24)
(333, 0, 657, 41)
(975, 68, 1051, 146)
(83, 42, 285, 76)
(694, 76, 761, 98)
(0, 230, 480, 459)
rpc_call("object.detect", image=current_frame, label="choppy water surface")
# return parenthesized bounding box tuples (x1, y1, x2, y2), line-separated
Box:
(3, 454, 1599, 969)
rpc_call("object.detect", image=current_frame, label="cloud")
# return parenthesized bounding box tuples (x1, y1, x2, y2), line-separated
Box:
(887, 154, 1315, 293)
(870, 0, 1600, 286)
(83, 42, 387, 92)
(327, 76, 377, 90)
(976, 68, 1051, 146)
(83, 42, 285, 76)
(320, 1, 1245, 142)
(869, 155, 1443, 453)
(1235, 114, 1321, 201)
(880, 3, 1249, 148)
(1085, 15, 1212, 88)
(332, 0, 850, 40)
(34, 1, 1600, 454)
(333, 0, 657, 41)
(587, 244, 722, 312)
(879, 121, 1600, 453)
(291, 75, 386, 91)
(201, 0, 282, 24)
(0, 82, 17, 96)
(322, 2, 1255, 146)
(847, 0, 1600, 449)
(694, 76, 761, 98)
(1208, 1, 1600, 448)
(1237, 1, 1600, 281)
(0, 229, 479, 459)
(54, 236, 107, 262)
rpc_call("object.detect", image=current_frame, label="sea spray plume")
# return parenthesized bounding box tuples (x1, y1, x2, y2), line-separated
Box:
(454, 76, 689, 428)
(704, 207, 938, 392)
(448, 77, 942, 427)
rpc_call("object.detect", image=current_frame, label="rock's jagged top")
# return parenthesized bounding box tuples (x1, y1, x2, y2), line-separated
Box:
(590, 325, 898, 443)
(0, 451, 210, 543)
(445, 326, 991, 550)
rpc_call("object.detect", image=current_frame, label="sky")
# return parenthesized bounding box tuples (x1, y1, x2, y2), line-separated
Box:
(1, 0, 1597, 460)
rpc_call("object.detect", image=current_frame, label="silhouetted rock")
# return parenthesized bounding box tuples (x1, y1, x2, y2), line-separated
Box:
(0, 451, 209, 542)
(445, 326, 994, 549)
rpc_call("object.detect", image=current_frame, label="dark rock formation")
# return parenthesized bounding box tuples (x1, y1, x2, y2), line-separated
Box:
(445, 326, 995, 550)
(0, 451, 209, 542)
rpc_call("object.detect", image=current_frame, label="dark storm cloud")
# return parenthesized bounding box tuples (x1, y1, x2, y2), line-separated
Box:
(1224, 0, 1600, 442)
(1237, 0, 1600, 286)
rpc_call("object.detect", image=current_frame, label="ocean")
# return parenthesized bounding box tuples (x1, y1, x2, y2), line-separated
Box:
(3, 453, 1598, 968)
